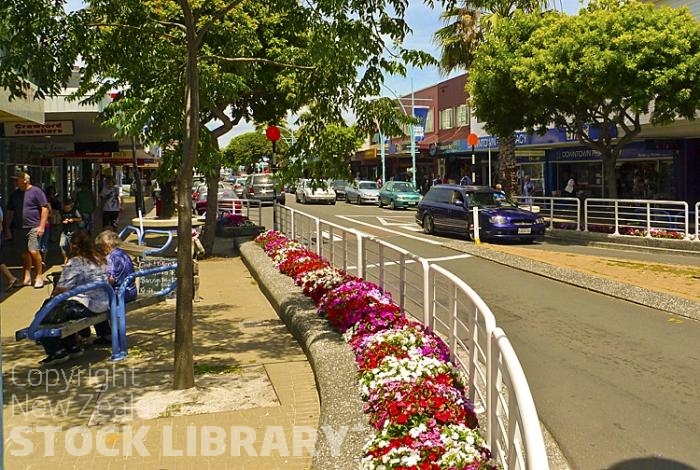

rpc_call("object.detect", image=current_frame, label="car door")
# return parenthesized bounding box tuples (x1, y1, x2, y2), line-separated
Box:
(447, 190, 470, 234)
(430, 188, 453, 231)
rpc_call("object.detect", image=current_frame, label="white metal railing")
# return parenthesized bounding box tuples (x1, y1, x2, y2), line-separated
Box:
(511, 196, 581, 231)
(239, 199, 263, 226)
(584, 198, 689, 238)
(274, 205, 549, 469)
(513, 195, 699, 240)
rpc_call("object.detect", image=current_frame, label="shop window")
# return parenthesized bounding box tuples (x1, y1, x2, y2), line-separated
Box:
(439, 108, 454, 130)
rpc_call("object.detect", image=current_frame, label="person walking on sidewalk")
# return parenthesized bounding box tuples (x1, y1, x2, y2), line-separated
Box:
(74, 181, 95, 233)
(3, 172, 49, 289)
(0, 206, 19, 289)
(58, 198, 82, 264)
(99, 176, 122, 231)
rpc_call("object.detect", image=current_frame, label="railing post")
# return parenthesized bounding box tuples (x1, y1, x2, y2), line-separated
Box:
(580, 199, 585, 232)
(398, 256, 406, 311)
(422, 260, 430, 327)
(356, 234, 364, 279)
(378, 243, 385, 292)
(449, 284, 458, 363)
(646, 202, 653, 238)
(290, 208, 296, 239)
(315, 217, 321, 255)
(613, 200, 620, 236)
(472, 206, 481, 244)
(548, 197, 554, 230)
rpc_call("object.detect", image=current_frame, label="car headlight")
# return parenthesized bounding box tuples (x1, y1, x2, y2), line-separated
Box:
(536, 217, 545, 224)
(489, 215, 508, 224)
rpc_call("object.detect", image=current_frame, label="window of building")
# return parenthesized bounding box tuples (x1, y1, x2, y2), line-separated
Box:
(456, 104, 470, 127)
(425, 109, 434, 133)
(439, 108, 454, 130)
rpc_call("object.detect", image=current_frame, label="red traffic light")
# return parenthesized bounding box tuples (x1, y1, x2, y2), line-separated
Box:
(266, 125, 281, 142)
(467, 133, 479, 146)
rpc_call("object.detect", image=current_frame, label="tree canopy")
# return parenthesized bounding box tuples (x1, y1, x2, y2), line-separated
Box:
(470, 0, 700, 196)
(18, 0, 433, 389)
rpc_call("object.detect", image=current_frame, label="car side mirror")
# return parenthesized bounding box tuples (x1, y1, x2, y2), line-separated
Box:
(454, 200, 464, 206)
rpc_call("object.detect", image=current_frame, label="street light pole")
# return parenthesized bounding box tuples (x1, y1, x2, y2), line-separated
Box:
(379, 129, 386, 184)
(410, 79, 416, 188)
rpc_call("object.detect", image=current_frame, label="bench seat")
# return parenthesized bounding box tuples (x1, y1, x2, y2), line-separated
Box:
(15, 312, 109, 341)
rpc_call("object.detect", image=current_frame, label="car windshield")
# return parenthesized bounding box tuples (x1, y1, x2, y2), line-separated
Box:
(393, 182, 415, 192)
(358, 182, 378, 190)
(469, 191, 517, 208)
(331, 180, 347, 188)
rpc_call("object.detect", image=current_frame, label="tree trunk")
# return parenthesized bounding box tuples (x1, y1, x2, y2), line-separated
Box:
(603, 149, 619, 198)
(497, 134, 518, 197)
(173, 0, 198, 391)
(201, 165, 221, 257)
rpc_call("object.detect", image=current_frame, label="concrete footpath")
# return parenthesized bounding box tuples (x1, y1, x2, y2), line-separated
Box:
(1, 200, 320, 469)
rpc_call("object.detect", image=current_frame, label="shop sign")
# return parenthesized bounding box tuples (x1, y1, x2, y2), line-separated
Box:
(413, 107, 429, 141)
(4, 120, 74, 137)
(438, 139, 469, 153)
(549, 147, 600, 161)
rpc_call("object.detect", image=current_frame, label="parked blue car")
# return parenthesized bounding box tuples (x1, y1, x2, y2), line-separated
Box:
(415, 184, 546, 242)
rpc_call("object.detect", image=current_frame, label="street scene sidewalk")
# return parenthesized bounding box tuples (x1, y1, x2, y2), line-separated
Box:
(1, 199, 320, 469)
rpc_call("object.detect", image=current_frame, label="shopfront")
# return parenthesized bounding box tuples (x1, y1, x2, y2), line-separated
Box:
(546, 141, 679, 198)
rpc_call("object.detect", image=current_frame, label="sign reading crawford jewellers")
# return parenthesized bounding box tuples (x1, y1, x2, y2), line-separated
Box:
(4, 121, 74, 137)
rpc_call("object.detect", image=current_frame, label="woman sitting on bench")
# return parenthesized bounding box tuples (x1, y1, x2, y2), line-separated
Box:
(36, 230, 109, 366)
(86, 230, 137, 346)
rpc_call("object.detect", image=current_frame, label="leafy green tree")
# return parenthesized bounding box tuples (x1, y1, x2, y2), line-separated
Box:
(471, 0, 700, 197)
(64, 0, 432, 389)
(434, 0, 548, 196)
(223, 132, 274, 171)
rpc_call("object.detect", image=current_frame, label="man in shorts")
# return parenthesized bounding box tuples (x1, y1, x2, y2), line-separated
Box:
(3, 171, 49, 288)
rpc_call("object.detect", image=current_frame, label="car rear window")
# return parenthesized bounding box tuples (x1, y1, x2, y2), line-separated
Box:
(359, 182, 378, 190)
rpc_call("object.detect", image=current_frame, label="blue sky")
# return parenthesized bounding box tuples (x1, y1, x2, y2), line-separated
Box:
(65, 0, 585, 145)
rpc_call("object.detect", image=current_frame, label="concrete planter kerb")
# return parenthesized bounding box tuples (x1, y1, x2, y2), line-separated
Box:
(239, 241, 369, 470)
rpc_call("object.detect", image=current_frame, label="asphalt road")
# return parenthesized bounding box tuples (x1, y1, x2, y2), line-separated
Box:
(272, 194, 700, 470)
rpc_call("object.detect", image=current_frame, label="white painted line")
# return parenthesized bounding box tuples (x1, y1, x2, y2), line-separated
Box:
(336, 215, 442, 245)
(348, 254, 472, 271)
(320, 231, 343, 241)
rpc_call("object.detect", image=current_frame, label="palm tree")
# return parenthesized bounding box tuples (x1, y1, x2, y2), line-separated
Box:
(434, 0, 547, 196)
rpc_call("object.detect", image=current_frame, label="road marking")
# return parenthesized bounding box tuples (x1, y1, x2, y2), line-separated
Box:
(320, 230, 343, 241)
(376, 216, 416, 226)
(343, 254, 471, 272)
(336, 215, 441, 245)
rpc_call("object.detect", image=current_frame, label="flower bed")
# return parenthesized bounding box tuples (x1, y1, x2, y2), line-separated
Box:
(552, 221, 686, 239)
(255, 229, 498, 469)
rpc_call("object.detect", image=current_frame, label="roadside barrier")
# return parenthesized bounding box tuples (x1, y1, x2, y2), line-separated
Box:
(274, 204, 549, 469)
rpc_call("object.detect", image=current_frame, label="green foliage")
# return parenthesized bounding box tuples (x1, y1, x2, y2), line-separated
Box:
(470, 0, 700, 196)
(223, 132, 273, 170)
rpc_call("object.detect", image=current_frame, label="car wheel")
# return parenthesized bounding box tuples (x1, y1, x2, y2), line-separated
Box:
(378, 198, 384, 208)
(423, 214, 435, 234)
(295, 193, 300, 203)
(389, 199, 396, 210)
(331, 200, 336, 205)
(301, 194, 306, 204)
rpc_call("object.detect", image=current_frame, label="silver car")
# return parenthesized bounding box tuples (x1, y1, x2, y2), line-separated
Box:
(345, 180, 380, 205)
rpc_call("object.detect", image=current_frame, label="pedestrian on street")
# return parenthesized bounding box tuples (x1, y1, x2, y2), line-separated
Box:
(99, 176, 123, 232)
(0, 206, 19, 289)
(3, 172, 49, 289)
(523, 176, 535, 206)
(73, 181, 95, 233)
(459, 174, 473, 186)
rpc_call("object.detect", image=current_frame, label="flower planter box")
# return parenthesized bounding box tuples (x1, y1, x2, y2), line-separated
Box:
(216, 225, 266, 238)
